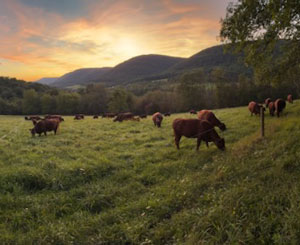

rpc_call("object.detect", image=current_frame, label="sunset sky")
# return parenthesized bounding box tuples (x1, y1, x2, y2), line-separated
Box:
(0, 0, 234, 81)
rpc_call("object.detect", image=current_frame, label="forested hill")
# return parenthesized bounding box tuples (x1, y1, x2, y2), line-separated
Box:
(41, 44, 250, 89)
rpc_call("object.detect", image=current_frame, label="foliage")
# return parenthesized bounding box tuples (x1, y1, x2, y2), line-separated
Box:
(220, 0, 300, 88)
(1, 101, 300, 243)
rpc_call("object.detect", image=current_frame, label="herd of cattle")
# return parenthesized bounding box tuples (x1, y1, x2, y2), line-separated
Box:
(24, 94, 293, 151)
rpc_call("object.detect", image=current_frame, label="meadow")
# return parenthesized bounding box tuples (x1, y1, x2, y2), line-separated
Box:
(1, 102, 300, 244)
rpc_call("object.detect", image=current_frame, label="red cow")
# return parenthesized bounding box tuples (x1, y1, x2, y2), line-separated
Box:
(248, 101, 264, 116)
(287, 94, 293, 104)
(172, 118, 225, 151)
(113, 112, 134, 122)
(274, 99, 286, 117)
(268, 101, 275, 116)
(30, 119, 60, 136)
(152, 112, 163, 127)
(197, 110, 226, 131)
(265, 98, 271, 107)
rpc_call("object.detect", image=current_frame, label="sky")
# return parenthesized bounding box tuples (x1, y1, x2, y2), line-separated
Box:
(0, 0, 235, 81)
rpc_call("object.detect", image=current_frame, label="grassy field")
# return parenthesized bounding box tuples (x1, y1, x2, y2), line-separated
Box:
(1, 102, 300, 244)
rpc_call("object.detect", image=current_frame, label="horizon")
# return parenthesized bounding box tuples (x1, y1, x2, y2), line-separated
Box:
(0, 0, 235, 81)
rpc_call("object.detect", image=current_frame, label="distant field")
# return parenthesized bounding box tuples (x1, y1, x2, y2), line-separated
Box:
(1, 102, 300, 244)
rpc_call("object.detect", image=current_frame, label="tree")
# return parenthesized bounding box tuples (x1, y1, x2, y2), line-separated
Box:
(108, 88, 134, 113)
(22, 89, 40, 114)
(41, 94, 57, 114)
(220, 0, 300, 90)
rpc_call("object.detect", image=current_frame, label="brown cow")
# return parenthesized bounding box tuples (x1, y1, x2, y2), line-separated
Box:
(164, 112, 171, 117)
(102, 113, 116, 118)
(189, 110, 197, 114)
(197, 110, 226, 131)
(113, 112, 134, 122)
(45, 115, 64, 122)
(287, 94, 293, 104)
(268, 101, 275, 116)
(152, 112, 163, 127)
(265, 98, 271, 107)
(248, 101, 264, 116)
(93, 115, 99, 119)
(74, 114, 84, 120)
(274, 99, 286, 117)
(172, 118, 225, 151)
(30, 119, 60, 136)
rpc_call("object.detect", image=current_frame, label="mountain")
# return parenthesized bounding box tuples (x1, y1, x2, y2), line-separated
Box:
(167, 44, 249, 75)
(51, 67, 112, 88)
(46, 45, 250, 89)
(35, 77, 58, 85)
(99, 54, 185, 84)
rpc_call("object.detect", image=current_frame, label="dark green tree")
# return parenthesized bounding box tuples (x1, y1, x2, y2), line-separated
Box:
(220, 0, 300, 90)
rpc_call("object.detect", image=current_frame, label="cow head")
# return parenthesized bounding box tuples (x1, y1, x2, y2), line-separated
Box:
(214, 138, 225, 151)
(30, 128, 36, 136)
(219, 123, 226, 131)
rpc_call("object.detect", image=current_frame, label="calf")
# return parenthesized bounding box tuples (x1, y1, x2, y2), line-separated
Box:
(30, 119, 60, 136)
(152, 112, 163, 127)
(197, 110, 226, 131)
(172, 118, 225, 151)
(274, 99, 286, 117)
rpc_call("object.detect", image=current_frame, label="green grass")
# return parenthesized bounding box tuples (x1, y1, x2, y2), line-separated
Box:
(1, 102, 300, 244)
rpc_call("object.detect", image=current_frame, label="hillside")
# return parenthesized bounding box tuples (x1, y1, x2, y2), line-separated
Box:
(167, 44, 250, 76)
(35, 77, 58, 85)
(51, 67, 112, 88)
(99, 54, 185, 85)
(0, 101, 300, 243)
(46, 45, 250, 89)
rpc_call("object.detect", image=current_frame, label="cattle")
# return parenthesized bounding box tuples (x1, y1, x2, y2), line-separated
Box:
(113, 112, 134, 122)
(139, 114, 147, 119)
(164, 112, 171, 117)
(102, 113, 116, 118)
(93, 115, 99, 119)
(45, 115, 64, 122)
(248, 101, 264, 116)
(197, 110, 226, 131)
(265, 98, 271, 107)
(74, 114, 84, 120)
(274, 99, 286, 117)
(189, 110, 197, 114)
(172, 118, 225, 151)
(287, 94, 293, 104)
(152, 112, 163, 128)
(268, 101, 275, 116)
(25, 116, 42, 121)
(30, 119, 60, 136)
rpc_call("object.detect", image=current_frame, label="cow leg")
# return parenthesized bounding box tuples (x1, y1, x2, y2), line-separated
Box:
(175, 135, 181, 149)
(206, 141, 209, 148)
(197, 138, 201, 151)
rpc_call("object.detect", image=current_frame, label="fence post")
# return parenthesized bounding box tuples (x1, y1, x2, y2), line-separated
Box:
(260, 106, 265, 137)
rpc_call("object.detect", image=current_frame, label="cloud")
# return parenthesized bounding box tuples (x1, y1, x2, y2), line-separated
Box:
(0, 0, 235, 80)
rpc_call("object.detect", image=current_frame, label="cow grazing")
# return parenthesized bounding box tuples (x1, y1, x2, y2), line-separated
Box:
(74, 114, 84, 120)
(102, 113, 116, 118)
(268, 101, 275, 116)
(248, 101, 264, 116)
(30, 119, 60, 136)
(265, 98, 271, 107)
(139, 114, 147, 119)
(197, 110, 226, 131)
(172, 118, 225, 151)
(45, 115, 64, 122)
(113, 112, 134, 122)
(164, 112, 171, 117)
(93, 115, 99, 119)
(152, 112, 163, 128)
(287, 94, 293, 104)
(274, 99, 286, 117)
(189, 110, 197, 114)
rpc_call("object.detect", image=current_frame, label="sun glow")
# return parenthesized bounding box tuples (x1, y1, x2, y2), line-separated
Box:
(116, 37, 144, 57)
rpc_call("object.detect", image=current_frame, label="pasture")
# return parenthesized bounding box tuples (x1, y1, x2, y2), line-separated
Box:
(1, 102, 300, 244)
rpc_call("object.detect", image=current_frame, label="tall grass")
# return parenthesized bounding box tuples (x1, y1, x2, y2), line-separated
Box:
(0, 102, 299, 244)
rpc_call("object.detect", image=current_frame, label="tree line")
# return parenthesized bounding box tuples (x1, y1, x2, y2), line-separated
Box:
(0, 69, 298, 116)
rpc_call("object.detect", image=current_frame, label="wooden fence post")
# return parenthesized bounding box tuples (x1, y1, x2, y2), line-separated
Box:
(261, 106, 265, 137)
